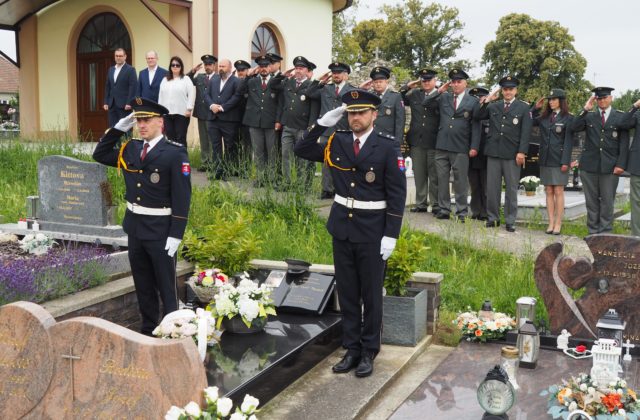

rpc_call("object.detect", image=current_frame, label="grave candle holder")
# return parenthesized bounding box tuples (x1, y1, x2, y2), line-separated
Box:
(515, 297, 536, 329)
(517, 320, 539, 369)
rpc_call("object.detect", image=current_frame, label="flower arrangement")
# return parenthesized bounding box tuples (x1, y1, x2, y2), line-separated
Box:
(520, 176, 541, 192)
(541, 374, 639, 419)
(165, 387, 260, 420)
(207, 277, 276, 330)
(192, 268, 229, 288)
(0, 121, 19, 130)
(19, 233, 57, 255)
(453, 309, 516, 343)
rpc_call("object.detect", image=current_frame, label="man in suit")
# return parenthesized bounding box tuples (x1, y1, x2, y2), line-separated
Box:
(136, 50, 167, 103)
(400, 69, 440, 214)
(272, 56, 317, 187)
(242, 55, 281, 187)
(572, 87, 632, 234)
(187, 54, 218, 171)
(468, 87, 491, 221)
(295, 89, 406, 378)
(234, 59, 253, 162)
(424, 69, 481, 222)
(365, 67, 405, 152)
(93, 98, 191, 336)
(103, 48, 137, 128)
(476, 76, 532, 232)
(205, 58, 243, 180)
(307, 62, 355, 199)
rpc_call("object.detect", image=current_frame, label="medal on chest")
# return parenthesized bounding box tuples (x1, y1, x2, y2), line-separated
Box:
(150, 172, 160, 183)
(513, 117, 519, 125)
(365, 168, 376, 183)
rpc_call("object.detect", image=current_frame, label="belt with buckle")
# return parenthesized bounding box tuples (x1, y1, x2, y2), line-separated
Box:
(334, 194, 387, 210)
(126, 202, 172, 216)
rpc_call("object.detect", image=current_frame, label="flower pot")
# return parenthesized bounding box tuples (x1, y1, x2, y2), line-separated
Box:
(525, 190, 535, 196)
(382, 287, 428, 346)
(186, 279, 219, 305)
(222, 316, 267, 334)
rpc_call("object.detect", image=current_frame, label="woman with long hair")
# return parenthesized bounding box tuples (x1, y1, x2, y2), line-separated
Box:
(532, 89, 574, 234)
(158, 56, 195, 146)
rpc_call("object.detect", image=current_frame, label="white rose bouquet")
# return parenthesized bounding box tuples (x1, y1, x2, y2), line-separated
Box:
(165, 387, 260, 420)
(207, 276, 276, 330)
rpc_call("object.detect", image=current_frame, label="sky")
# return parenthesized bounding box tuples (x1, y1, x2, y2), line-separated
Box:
(352, 0, 640, 93)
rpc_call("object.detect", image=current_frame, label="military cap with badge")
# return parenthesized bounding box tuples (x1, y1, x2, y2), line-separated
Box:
(255, 55, 271, 67)
(592, 86, 614, 98)
(329, 62, 351, 74)
(469, 87, 490, 98)
(499, 75, 519, 88)
(130, 97, 169, 119)
(201, 54, 217, 65)
(547, 88, 566, 99)
(370, 66, 391, 80)
(234, 60, 251, 71)
(293, 56, 312, 69)
(418, 68, 437, 81)
(448, 68, 469, 80)
(266, 52, 283, 63)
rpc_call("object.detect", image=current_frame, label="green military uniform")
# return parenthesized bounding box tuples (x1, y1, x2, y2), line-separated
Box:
(187, 54, 217, 169)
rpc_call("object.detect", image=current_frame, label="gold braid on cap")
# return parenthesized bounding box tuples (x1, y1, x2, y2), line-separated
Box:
(323, 133, 350, 171)
(116, 140, 139, 175)
(132, 111, 161, 118)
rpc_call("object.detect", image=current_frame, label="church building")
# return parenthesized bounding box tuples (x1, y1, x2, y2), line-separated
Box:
(0, 0, 351, 140)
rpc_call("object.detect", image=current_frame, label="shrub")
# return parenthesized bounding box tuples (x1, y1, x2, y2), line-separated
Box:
(384, 229, 429, 297)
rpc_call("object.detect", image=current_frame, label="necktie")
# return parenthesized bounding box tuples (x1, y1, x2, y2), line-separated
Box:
(453, 95, 458, 111)
(205, 74, 211, 88)
(141, 142, 149, 162)
(504, 102, 510, 112)
(354, 138, 360, 157)
(335, 85, 340, 96)
(550, 112, 556, 124)
(261, 77, 267, 89)
(601, 110, 606, 126)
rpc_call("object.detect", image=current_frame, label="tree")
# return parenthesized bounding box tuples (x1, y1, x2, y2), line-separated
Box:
(482, 13, 592, 110)
(379, 0, 468, 70)
(332, 0, 362, 64)
(352, 19, 386, 64)
(613, 89, 640, 112)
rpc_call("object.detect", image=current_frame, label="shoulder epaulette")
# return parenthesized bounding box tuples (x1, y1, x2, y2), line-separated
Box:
(518, 99, 529, 105)
(616, 109, 625, 113)
(336, 129, 352, 133)
(378, 132, 395, 140)
(166, 139, 184, 147)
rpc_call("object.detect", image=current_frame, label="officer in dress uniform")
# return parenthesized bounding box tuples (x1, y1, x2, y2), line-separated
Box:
(400, 69, 440, 214)
(367, 66, 405, 153)
(234, 59, 253, 162)
(476, 75, 532, 232)
(468, 87, 490, 221)
(572, 87, 632, 234)
(294, 89, 406, 378)
(187, 54, 217, 171)
(93, 98, 191, 335)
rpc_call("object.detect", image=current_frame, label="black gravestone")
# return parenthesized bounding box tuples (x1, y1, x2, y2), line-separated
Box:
(267, 270, 335, 315)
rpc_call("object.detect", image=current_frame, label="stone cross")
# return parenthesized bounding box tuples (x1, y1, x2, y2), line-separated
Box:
(622, 339, 635, 362)
(374, 46, 381, 60)
(61, 346, 81, 401)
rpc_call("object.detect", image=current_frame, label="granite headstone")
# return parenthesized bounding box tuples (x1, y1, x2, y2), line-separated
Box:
(535, 234, 640, 347)
(269, 271, 335, 315)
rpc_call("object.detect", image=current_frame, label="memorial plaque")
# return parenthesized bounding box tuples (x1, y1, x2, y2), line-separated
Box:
(272, 272, 335, 315)
(535, 234, 640, 346)
(0, 302, 55, 418)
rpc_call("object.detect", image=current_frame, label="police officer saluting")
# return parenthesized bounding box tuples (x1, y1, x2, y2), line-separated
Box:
(93, 98, 191, 335)
(294, 89, 406, 378)
(364, 66, 405, 152)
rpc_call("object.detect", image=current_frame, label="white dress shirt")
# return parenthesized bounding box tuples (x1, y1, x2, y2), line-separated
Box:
(158, 76, 196, 115)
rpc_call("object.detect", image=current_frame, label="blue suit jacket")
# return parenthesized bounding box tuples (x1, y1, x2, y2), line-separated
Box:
(104, 63, 137, 109)
(136, 67, 167, 103)
(204, 74, 243, 122)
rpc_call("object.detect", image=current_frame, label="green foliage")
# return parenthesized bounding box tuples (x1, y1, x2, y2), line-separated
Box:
(613, 89, 640, 112)
(182, 207, 262, 275)
(351, 19, 386, 64)
(482, 13, 592, 111)
(384, 229, 429, 296)
(332, 0, 362, 63)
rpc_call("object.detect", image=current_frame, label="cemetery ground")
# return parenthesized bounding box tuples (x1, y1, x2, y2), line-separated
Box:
(1, 139, 638, 419)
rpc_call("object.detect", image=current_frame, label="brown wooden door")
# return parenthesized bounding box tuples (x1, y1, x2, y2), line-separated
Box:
(77, 52, 112, 141)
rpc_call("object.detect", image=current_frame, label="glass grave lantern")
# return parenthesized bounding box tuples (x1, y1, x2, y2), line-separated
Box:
(596, 308, 626, 347)
(516, 320, 540, 369)
(515, 297, 536, 328)
(478, 300, 494, 320)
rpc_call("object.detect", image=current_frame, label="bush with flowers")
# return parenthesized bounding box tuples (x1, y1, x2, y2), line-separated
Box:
(207, 276, 276, 330)
(165, 387, 260, 420)
(540, 374, 639, 419)
(453, 308, 516, 343)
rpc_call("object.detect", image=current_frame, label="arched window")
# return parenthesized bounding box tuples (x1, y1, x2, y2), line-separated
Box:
(78, 12, 131, 53)
(251, 24, 281, 60)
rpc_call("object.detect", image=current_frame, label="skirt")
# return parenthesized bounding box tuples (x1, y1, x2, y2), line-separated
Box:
(540, 166, 569, 186)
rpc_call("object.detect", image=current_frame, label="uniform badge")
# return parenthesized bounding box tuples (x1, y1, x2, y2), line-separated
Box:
(613, 130, 618, 138)
(351, 91, 359, 99)
(366, 171, 376, 183)
(150, 173, 160, 183)
(300, 95, 306, 101)
(397, 157, 406, 172)
(135, 97, 143, 105)
(271, 93, 276, 98)
(513, 117, 519, 125)
(555, 126, 562, 134)
(484, 127, 489, 134)
(464, 111, 469, 119)
(385, 108, 391, 115)
(182, 162, 191, 176)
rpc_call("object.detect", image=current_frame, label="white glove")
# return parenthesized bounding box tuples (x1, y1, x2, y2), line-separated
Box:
(114, 113, 136, 132)
(317, 104, 347, 127)
(380, 236, 397, 261)
(165, 237, 181, 257)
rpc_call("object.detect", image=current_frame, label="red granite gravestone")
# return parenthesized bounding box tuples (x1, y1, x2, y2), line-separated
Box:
(535, 234, 640, 346)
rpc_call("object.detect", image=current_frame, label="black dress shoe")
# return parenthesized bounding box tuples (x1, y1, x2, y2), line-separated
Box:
(332, 353, 360, 374)
(485, 220, 499, 228)
(506, 224, 516, 232)
(355, 353, 374, 377)
(410, 207, 428, 213)
(435, 212, 450, 220)
(431, 208, 440, 215)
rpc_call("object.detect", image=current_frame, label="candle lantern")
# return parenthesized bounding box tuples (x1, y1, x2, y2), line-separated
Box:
(478, 300, 494, 320)
(515, 297, 536, 328)
(517, 320, 540, 369)
(596, 309, 626, 347)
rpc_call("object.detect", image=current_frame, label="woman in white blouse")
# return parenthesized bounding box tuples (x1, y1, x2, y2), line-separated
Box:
(158, 56, 195, 146)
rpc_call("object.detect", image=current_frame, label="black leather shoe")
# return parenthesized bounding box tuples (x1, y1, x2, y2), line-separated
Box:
(485, 220, 499, 228)
(435, 212, 450, 220)
(332, 353, 360, 374)
(410, 207, 428, 213)
(431, 208, 440, 215)
(355, 353, 374, 377)
(506, 224, 516, 232)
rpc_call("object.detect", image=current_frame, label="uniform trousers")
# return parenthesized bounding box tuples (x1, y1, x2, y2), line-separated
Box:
(163, 114, 190, 146)
(409, 146, 439, 212)
(250, 127, 277, 177)
(196, 118, 211, 166)
(206, 120, 239, 178)
(581, 171, 619, 234)
(281, 126, 314, 186)
(469, 167, 488, 218)
(128, 234, 178, 335)
(435, 150, 469, 216)
(486, 157, 520, 225)
(319, 135, 335, 194)
(631, 176, 640, 237)
(333, 237, 385, 357)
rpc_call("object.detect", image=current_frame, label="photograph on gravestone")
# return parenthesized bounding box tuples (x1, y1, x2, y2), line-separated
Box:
(19, 314, 207, 419)
(271, 272, 335, 315)
(534, 234, 640, 352)
(0, 302, 56, 419)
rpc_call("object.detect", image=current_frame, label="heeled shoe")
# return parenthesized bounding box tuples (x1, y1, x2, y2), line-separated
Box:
(552, 228, 561, 235)
(545, 227, 554, 234)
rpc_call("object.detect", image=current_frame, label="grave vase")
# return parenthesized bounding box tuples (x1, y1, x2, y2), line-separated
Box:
(382, 287, 428, 346)
(222, 315, 267, 334)
(107, 205, 118, 225)
(525, 190, 535, 196)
